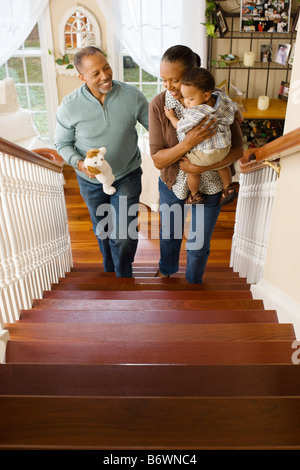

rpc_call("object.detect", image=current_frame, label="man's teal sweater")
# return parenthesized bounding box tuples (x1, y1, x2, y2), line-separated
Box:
(55, 81, 149, 183)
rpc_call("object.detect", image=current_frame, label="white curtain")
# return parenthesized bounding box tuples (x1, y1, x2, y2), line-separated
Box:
(97, 0, 207, 77)
(0, 0, 49, 67)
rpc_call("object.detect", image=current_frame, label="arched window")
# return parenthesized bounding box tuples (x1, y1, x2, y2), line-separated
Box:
(58, 5, 102, 55)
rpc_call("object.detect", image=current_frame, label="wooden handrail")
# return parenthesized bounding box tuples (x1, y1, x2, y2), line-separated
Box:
(240, 126, 300, 174)
(0, 137, 63, 173)
(33, 148, 64, 166)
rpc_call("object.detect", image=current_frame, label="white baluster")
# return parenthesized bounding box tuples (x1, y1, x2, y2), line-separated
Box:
(5, 155, 32, 309)
(0, 223, 17, 323)
(32, 163, 52, 291)
(15, 158, 40, 301)
(230, 164, 279, 284)
(0, 154, 22, 319)
(49, 168, 63, 280)
(14, 158, 34, 303)
(53, 170, 70, 277)
(59, 172, 73, 273)
(38, 165, 56, 286)
(22, 160, 44, 299)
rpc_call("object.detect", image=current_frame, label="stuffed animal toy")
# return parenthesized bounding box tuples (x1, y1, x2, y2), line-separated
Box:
(84, 147, 116, 195)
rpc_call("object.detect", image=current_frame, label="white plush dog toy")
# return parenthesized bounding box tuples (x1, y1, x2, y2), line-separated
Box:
(84, 147, 116, 195)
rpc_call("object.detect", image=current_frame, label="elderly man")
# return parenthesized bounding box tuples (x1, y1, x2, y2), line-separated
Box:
(55, 47, 149, 277)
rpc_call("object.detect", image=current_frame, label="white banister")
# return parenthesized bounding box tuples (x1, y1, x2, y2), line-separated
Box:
(0, 145, 72, 332)
(230, 165, 278, 284)
(0, 330, 10, 364)
(231, 126, 300, 285)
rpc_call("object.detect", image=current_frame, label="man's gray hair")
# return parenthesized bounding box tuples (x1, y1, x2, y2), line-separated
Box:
(74, 46, 105, 74)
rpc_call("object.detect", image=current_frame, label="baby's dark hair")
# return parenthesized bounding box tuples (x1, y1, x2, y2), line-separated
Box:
(161, 45, 201, 73)
(182, 67, 215, 93)
(74, 46, 105, 74)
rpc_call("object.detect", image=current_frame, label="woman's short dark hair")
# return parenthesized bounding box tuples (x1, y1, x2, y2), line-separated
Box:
(161, 45, 201, 72)
(182, 67, 215, 93)
(74, 46, 105, 74)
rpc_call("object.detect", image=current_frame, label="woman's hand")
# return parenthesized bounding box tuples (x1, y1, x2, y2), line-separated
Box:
(179, 156, 207, 175)
(184, 116, 217, 148)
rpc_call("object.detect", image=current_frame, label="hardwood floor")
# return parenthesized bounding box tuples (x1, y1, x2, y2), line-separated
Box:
(63, 164, 237, 267)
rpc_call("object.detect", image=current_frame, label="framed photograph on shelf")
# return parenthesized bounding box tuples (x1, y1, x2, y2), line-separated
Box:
(217, 79, 228, 95)
(278, 81, 289, 101)
(260, 45, 272, 62)
(292, 6, 300, 32)
(275, 43, 291, 66)
(240, 0, 291, 33)
(288, 44, 295, 65)
(213, 7, 229, 37)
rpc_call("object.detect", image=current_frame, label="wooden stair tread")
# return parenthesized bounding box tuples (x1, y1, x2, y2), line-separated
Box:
(1, 395, 300, 449)
(57, 273, 250, 282)
(64, 271, 243, 279)
(50, 282, 250, 291)
(5, 321, 295, 342)
(5, 339, 295, 365)
(18, 309, 279, 324)
(5, 322, 295, 342)
(65, 267, 239, 273)
(70, 263, 234, 272)
(1, 364, 300, 397)
(30, 298, 264, 310)
(43, 289, 252, 298)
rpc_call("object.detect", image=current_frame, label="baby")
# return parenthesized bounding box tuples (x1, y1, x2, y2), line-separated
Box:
(165, 67, 242, 205)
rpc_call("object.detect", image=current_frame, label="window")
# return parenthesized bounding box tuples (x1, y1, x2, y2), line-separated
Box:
(0, 19, 56, 143)
(58, 5, 101, 55)
(65, 11, 95, 50)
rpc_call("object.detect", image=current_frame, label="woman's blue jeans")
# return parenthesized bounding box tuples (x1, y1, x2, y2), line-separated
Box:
(76, 167, 142, 277)
(158, 177, 222, 283)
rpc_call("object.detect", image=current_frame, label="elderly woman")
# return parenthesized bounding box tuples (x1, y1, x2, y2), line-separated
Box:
(149, 45, 243, 283)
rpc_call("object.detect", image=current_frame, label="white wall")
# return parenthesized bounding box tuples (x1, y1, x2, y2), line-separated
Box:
(262, 28, 300, 303)
(251, 26, 300, 338)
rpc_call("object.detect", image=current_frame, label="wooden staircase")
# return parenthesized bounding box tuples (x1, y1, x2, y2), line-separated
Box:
(1, 263, 300, 450)
(1, 162, 300, 450)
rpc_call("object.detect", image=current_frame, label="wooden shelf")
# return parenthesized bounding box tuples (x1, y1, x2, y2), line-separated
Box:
(208, 11, 296, 98)
(213, 61, 292, 71)
(237, 98, 287, 120)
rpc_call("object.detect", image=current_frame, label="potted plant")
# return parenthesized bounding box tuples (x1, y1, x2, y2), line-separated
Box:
(203, 1, 228, 37)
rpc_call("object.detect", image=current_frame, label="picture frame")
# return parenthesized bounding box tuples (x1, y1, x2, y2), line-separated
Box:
(278, 81, 289, 101)
(240, 0, 291, 33)
(260, 44, 272, 62)
(275, 43, 291, 66)
(213, 7, 229, 37)
(217, 79, 228, 96)
(288, 44, 295, 65)
(292, 6, 300, 32)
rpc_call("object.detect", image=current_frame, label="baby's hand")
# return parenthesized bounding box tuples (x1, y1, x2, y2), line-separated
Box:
(164, 106, 176, 120)
(235, 108, 244, 124)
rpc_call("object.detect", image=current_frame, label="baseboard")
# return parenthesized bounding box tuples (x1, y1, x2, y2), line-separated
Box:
(0, 329, 10, 364)
(251, 280, 300, 339)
